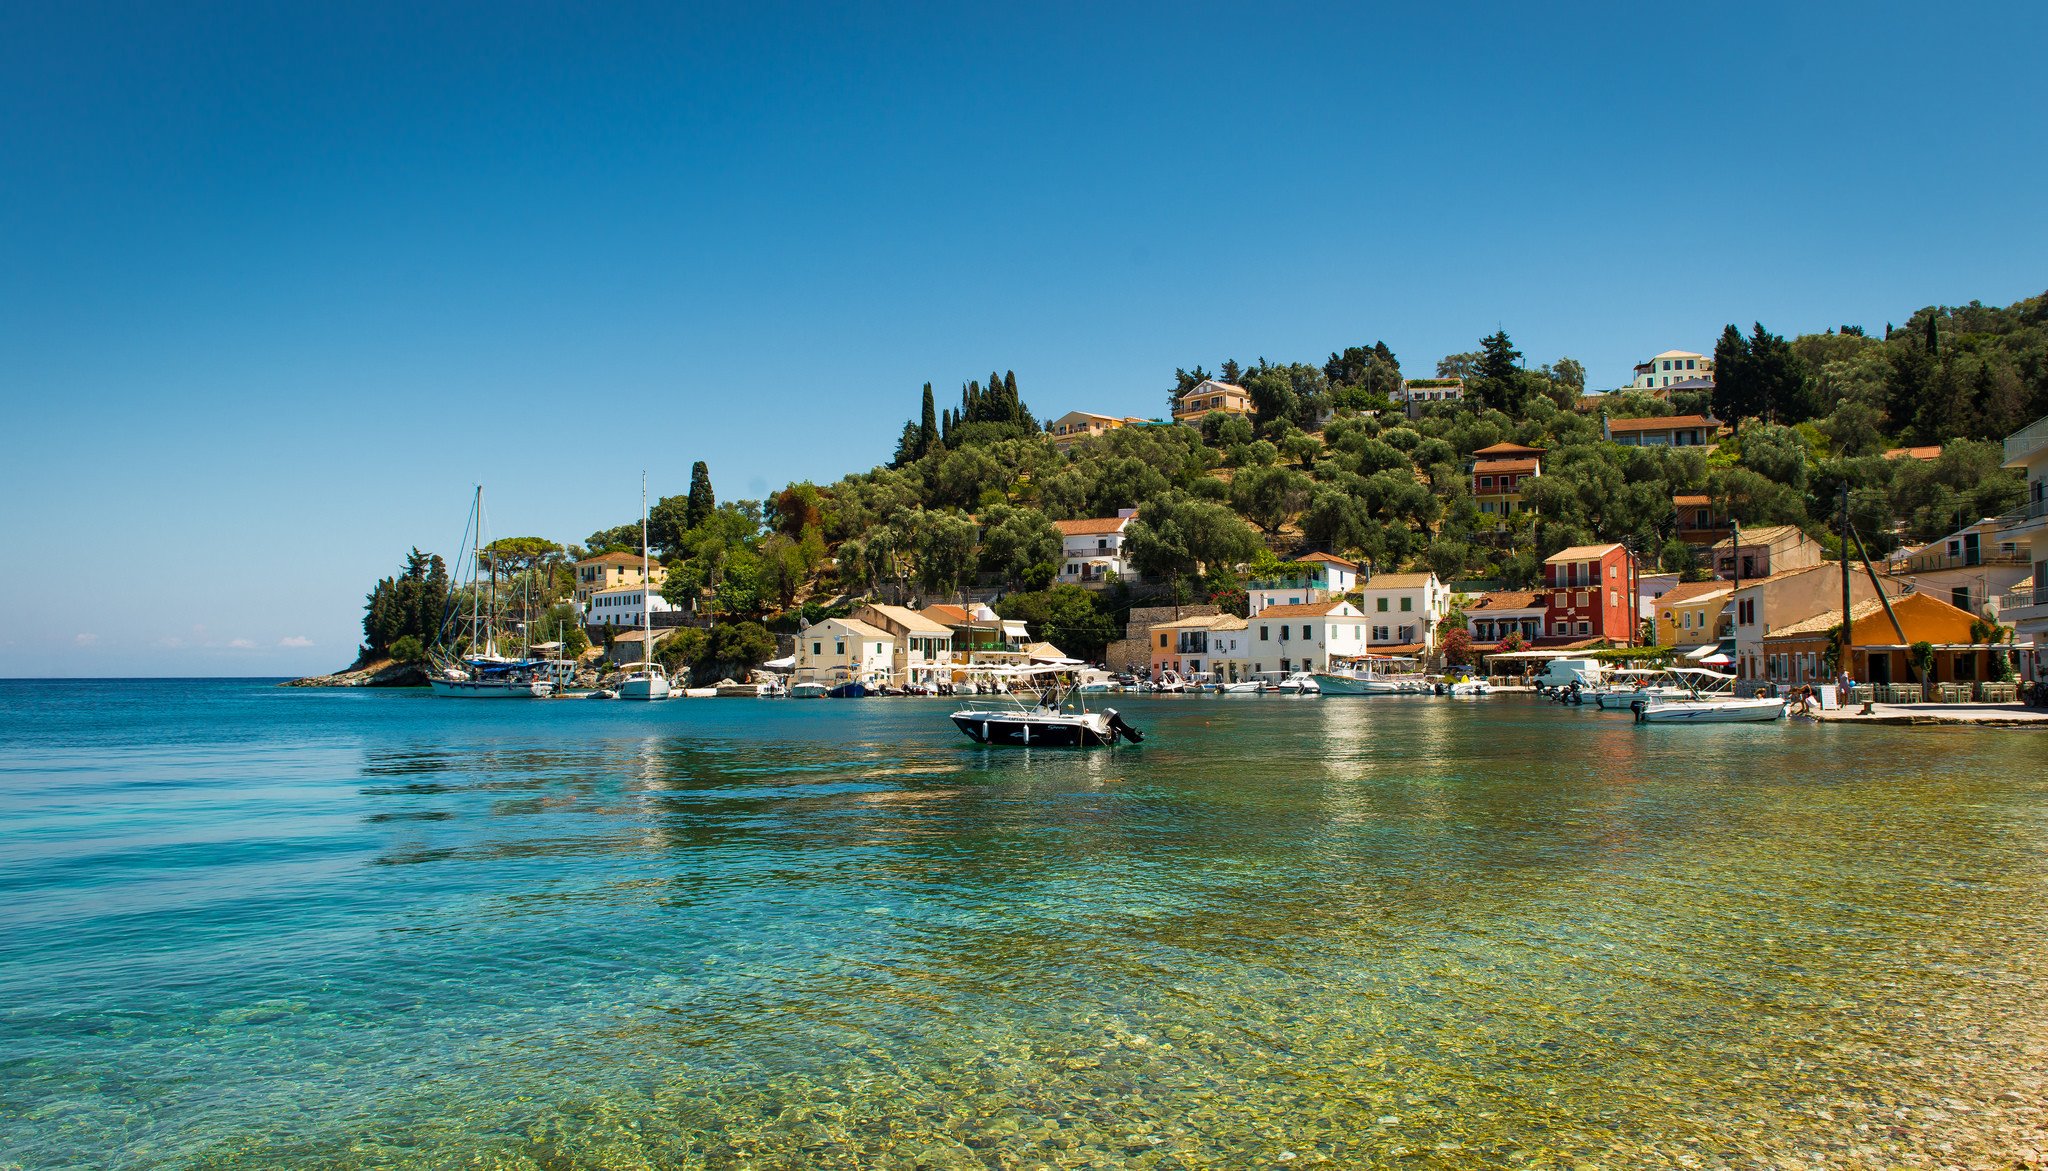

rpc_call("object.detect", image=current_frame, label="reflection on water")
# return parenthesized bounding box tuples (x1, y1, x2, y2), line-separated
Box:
(1, 682, 2044, 1169)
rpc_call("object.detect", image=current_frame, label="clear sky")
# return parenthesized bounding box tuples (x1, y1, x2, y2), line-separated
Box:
(4, 2, 2045, 677)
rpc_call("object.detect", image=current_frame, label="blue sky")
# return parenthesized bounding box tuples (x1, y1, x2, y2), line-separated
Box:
(4, 2, 2044, 677)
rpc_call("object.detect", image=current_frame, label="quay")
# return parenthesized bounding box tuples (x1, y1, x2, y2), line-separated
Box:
(1813, 701, 2048, 728)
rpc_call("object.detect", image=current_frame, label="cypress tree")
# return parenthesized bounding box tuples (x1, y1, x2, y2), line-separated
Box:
(686, 461, 715, 529)
(1923, 313, 1939, 355)
(918, 383, 937, 456)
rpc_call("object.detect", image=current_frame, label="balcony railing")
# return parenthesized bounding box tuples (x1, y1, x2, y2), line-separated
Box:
(1904, 550, 2031, 573)
(2004, 417, 2048, 467)
(1997, 496, 2048, 527)
(2000, 587, 2048, 611)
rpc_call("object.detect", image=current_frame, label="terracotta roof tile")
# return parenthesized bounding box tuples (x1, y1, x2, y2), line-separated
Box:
(1053, 516, 1134, 536)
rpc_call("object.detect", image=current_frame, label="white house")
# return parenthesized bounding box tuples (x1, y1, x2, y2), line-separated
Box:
(1628, 349, 1713, 390)
(1246, 600, 1370, 675)
(1056, 510, 1139, 586)
(1885, 516, 2033, 616)
(795, 617, 897, 688)
(1354, 572, 1450, 653)
(584, 586, 676, 629)
(1247, 552, 1359, 617)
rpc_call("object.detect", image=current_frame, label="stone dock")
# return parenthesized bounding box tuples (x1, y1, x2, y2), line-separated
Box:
(1814, 702, 2048, 728)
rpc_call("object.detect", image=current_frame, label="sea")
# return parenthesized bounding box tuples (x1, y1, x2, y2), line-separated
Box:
(2, 679, 2044, 1169)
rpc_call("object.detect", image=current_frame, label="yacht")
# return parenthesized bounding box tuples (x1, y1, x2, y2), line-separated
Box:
(1314, 655, 1426, 695)
(427, 486, 555, 698)
(615, 474, 671, 701)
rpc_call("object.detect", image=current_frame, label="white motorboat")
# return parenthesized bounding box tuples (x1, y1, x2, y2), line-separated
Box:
(1635, 696, 1786, 724)
(1588, 668, 1691, 710)
(615, 474, 671, 701)
(788, 677, 828, 699)
(1221, 680, 1265, 694)
(1273, 671, 1321, 694)
(1443, 677, 1492, 696)
(950, 666, 1144, 747)
(1315, 655, 1426, 695)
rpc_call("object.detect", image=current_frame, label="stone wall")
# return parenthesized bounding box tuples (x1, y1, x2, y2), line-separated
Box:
(1109, 604, 1222, 673)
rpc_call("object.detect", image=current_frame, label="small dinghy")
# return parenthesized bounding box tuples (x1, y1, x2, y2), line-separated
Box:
(951, 665, 1143, 747)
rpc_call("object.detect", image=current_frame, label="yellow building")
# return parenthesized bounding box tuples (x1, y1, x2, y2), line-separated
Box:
(1171, 379, 1252, 424)
(1652, 580, 1732, 648)
(1047, 411, 1149, 451)
(574, 551, 667, 605)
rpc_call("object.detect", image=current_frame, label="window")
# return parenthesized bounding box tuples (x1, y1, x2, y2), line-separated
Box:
(1260, 626, 1269, 641)
(1479, 475, 1493, 489)
(835, 641, 845, 654)
(1279, 626, 1290, 641)
(1159, 633, 1168, 648)
(1376, 598, 1389, 612)
(1398, 625, 1415, 643)
(1577, 622, 1590, 635)
(1398, 597, 1413, 612)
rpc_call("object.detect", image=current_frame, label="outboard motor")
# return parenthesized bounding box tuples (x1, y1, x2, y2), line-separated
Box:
(1103, 708, 1144, 743)
(1631, 698, 1648, 723)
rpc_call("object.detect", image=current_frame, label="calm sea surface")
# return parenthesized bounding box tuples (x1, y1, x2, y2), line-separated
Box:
(3, 680, 2045, 1169)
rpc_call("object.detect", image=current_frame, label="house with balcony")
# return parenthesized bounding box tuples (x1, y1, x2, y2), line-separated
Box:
(1247, 600, 1370, 675)
(1055, 510, 1139, 586)
(575, 550, 668, 605)
(1046, 411, 1149, 451)
(1246, 552, 1359, 616)
(1628, 349, 1714, 390)
(584, 585, 678, 632)
(1672, 494, 1730, 550)
(1602, 413, 1722, 447)
(1997, 414, 2048, 671)
(854, 603, 955, 687)
(1763, 590, 2008, 689)
(1461, 590, 1546, 648)
(1355, 572, 1450, 655)
(1541, 544, 1638, 644)
(1711, 525, 1824, 582)
(1148, 613, 1250, 680)
(1171, 379, 1253, 424)
(1883, 518, 2031, 616)
(1470, 442, 1543, 520)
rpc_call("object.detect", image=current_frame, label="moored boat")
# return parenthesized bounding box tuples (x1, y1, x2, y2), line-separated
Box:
(950, 666, 1143, 747)
(1635, 696, 1787, 724)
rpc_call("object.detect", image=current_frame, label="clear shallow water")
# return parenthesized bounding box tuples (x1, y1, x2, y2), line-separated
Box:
(3, 681, 2045, 1169)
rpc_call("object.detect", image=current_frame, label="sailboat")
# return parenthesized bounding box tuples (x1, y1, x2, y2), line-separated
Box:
(615, 472, 672, 701)
(428, 486, 554, 698)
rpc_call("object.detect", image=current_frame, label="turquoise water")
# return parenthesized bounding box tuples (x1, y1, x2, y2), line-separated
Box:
(3, 680, 2045, 1169)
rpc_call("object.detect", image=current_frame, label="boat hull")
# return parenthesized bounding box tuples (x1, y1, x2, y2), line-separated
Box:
(617, 677, 671, 701)
(1636, 698, 1785, 724)
(950, 707, 1141, 747)
(429, 677, 552, 698)
(788, 683, 828, 699)
(1312, 673, 1410, 696)
(826, 682, 869, 699)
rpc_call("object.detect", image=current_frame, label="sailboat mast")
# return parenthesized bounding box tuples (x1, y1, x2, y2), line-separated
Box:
(641, 471, 651, 661)
(469, 485, 482, 654)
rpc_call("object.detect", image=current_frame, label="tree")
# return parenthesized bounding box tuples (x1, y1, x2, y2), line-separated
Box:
(1230, 464, 1311, 533)
(919, 382, 938, 457)
(995, 585, 1121, 661)
(1437, 352, 1482, 380)
(910, 509, 979, 596)
(686, 462, 716, 530)
(1124, 493, 1263, 583)
(1439, 626, 1474, 668)
(387, 634, 424, 664)
(362, 548, 450, 655)
(1469, 331, 1527, 415)
(977, 505, 1061, 586)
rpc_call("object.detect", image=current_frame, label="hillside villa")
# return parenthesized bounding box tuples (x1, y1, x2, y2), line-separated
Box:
(1673, 493, 1730, 550)
(1713, 525, 1824, 581)
(584, 585, 677, 630)
(1628, 349, 1714, 390)
(1470, 442, 1543, 520)
(1885, 517, 2031, 615)
(1046, 411, 1149, 451)
(1171, 379, 1252, 424)
(1055, 510, 1139, 587)
(1602, 413, 1722, 447)
(1247, 552, 1359, 617)
(575, 550, 667, 605)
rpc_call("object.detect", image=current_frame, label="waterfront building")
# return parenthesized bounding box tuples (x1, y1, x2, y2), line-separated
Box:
(584, 585, 677, 630)
(1884, 517, 2031, 616)
(1470, 442, 1543, 520)
(795, 617, 896, 688)
(1148, 613, 1250, 679)
(574, 550, 667, 605)
(919, 602, 1029, 657)
(1541, 543, 1638, 644)
(1712, 525, 1824, 581)
(1460, 590, 1545, 647)
(601, 627, 674, 666)
(1997, 415, 2048, 672)
(1103, 604, 1221, 673)
(1726, 565, 1896, 686)
(853, 603, 955, 687)
(1602, 413, 1722, 447)
(1247, 552, 1359, 617)
(1055, 510, 1139, 587)
(1652, 580, 1732, 650)
(1354, 571, 1450, 655)
(1170, 379, 1253, 424)
(1248, 600, 1370, 675)
(1046, 411, 1149, 451)
(1627, 349, 1714, 391)
(1762, 590, 2009, 688)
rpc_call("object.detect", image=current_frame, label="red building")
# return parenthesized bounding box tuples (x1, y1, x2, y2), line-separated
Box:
(1541, 543, 1638, 644)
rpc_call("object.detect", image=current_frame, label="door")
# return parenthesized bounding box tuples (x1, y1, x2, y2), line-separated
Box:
(1868, 653, 1891, 684)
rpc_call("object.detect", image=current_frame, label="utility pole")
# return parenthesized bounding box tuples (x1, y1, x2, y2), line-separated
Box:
(1840, 483, 1853, 683)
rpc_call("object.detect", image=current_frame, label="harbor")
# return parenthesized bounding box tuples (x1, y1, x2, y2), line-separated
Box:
(3, 679, 2046, 1168)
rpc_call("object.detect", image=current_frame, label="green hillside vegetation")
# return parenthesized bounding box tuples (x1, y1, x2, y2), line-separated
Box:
(367, 289, 2047, 674)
